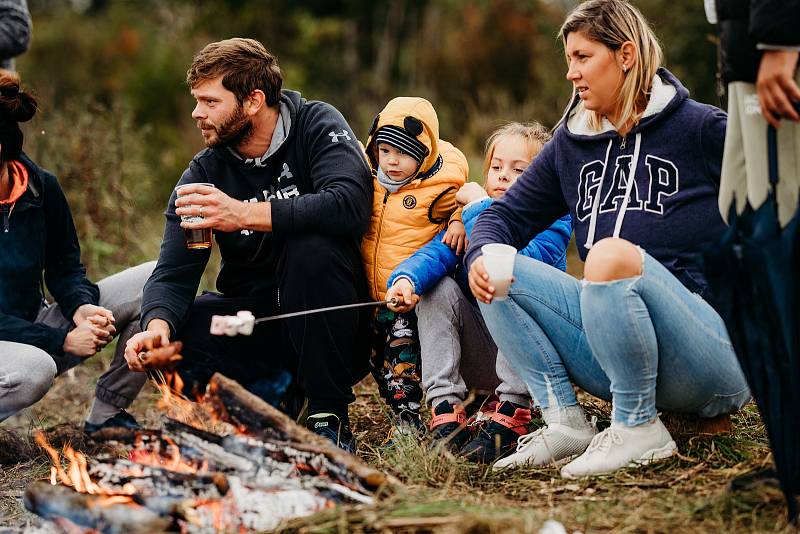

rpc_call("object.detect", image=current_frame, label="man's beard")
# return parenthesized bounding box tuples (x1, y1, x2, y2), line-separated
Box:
(201, 105, 254, 149)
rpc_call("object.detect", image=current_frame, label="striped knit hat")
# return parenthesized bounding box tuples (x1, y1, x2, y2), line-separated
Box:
(374, 125, 428, 163)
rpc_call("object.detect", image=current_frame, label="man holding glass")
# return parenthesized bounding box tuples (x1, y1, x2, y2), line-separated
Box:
(125, 38, 373, 452)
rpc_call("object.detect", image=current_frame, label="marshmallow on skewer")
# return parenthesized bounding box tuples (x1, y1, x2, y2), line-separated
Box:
(210, 311, 256, 336)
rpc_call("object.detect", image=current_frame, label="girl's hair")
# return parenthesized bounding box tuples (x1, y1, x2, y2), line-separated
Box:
(0, 69, 38, 162)
(560, 0, 663, 131)
(482, 122, 551, 178)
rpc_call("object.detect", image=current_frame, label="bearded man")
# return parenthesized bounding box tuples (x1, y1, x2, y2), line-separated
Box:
(125, 38, 373, 452)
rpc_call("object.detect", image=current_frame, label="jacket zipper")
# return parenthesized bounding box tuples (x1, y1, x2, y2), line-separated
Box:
(372, 191, 391, 295)
(620, 135, 627, 150)
(1, 205, 9, 233)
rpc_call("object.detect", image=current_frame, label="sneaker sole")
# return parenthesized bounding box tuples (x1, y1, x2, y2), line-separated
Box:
(560, 440, 678, 479)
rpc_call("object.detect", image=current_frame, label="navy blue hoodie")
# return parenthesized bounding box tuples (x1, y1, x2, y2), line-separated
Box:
(0, 154, 99, 355)
(466, 69, 727, 300)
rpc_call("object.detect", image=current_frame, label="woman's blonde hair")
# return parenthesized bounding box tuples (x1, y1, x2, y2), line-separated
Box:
(482, 122, 551, 178)
(560, 0, 663, 131)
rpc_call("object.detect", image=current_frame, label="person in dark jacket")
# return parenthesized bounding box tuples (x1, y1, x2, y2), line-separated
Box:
(714, 0, 799, 230)
(124, 38, 373, 452)
(465, 0, 750, 477)
(0, 69, 154, 430)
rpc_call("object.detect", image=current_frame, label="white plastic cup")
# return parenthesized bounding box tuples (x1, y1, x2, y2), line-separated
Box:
(481, 243, 516, 301)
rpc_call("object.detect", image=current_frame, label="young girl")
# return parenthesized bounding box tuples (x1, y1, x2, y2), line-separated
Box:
(361, 96, 467, 435)
(466, 0, 750, 477)
(386, 123, 572, 462)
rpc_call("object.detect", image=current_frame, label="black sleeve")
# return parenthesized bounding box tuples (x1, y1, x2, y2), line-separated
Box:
(41, 173, 99, 323)
(0, 0, 30, 60)
(465, 138, 569, 269)
(270, 102, 373, 238)
(750, 0, 800, 47)
(0, 311, 67, 355)
(140, 164, 210, 335)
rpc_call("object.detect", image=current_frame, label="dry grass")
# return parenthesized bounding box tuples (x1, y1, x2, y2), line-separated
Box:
(0, 342, 791, 533)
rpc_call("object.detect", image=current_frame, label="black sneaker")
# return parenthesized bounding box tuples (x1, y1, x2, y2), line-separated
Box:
(429, 400, 470, 452)
(84, 409, 140, 435)
(460, 401, 531, 463)
(306, 413, 357, 454)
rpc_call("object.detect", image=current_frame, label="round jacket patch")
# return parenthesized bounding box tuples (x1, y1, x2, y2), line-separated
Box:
(403, 195, 417, 209)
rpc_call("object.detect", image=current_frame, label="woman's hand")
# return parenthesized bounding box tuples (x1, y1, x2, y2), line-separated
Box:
(468, 256, 495, 304)
(442, 220, 468, 255)
(63, 320, 109, 357)
(455, 182, 488, 205)
(386, 278, 419, 313)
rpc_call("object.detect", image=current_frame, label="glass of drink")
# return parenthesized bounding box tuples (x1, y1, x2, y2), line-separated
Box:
(175, 183, 214, 250)
(481, 243, 517, 301)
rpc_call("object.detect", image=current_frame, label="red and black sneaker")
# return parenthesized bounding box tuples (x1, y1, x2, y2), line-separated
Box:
(429, 400, 470, 452)
(460, 400, 531, 463)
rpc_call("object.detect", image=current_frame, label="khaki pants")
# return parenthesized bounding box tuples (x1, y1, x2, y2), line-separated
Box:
(720, 76, 800, 228)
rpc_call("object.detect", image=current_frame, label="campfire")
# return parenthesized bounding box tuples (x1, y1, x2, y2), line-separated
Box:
(25, 373, 393, 533)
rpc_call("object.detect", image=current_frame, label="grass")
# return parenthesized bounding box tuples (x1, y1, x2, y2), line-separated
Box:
(0, 342, 792, 533)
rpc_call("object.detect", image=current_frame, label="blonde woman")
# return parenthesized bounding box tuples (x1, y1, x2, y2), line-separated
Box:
(466, 0, 750, 477)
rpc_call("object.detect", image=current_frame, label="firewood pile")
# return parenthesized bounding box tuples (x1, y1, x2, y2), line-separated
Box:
(24, 373, 394, 533)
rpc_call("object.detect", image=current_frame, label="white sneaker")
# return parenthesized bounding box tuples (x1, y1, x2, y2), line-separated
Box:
(492, 417, 597, 470)
(560, 417, 677, 479)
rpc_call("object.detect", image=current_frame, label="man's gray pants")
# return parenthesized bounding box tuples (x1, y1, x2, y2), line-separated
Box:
(416, 276, 530, 409)
(0, 261, 155, 421)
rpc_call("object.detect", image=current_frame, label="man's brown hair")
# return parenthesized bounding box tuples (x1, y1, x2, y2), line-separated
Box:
(187, 38, 283, 106)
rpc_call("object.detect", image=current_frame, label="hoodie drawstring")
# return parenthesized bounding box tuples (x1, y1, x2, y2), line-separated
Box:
(1, 204, 9, 233)
(612, 132, 642, 238)
(584, 133, 643, 249)
(584, 138, 614, 249)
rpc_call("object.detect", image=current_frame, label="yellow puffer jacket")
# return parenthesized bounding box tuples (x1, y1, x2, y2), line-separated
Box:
(361, 97, 468, 301)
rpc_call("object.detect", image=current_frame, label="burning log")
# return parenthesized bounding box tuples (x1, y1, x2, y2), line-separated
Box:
(206, 373, 396, 490)
(24, 481, 172, 534)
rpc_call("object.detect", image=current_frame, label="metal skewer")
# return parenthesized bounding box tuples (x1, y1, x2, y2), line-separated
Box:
(253, 298, 397, 324)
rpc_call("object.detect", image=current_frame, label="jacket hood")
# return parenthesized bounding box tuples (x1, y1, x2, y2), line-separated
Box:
(564, 67, 686, 140)
(365, 97, 441, 179)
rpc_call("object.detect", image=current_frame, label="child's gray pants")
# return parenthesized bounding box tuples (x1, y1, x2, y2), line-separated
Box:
(416, 276, 529, 409)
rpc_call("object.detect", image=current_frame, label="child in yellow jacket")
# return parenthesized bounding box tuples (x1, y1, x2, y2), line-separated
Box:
(361, 97, 467, 435)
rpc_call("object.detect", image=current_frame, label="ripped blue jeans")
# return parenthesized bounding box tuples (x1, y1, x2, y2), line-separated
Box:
(478, 251, 750, 426)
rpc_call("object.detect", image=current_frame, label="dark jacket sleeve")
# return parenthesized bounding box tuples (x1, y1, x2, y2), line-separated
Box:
(0, 0, 30, 61)
(140, 164, 210, 335)
(270, 103, 373, 238)
(0, 312, 67, 355)
(465, 139, 569, 269)
(41, 173, 100, 323)
(518, 214, 572, 271)
(750, 0, 800, 47)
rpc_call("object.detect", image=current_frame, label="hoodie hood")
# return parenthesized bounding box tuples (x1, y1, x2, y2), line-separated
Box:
(365, 97, 441, 179)
(565, 67, 686, 140)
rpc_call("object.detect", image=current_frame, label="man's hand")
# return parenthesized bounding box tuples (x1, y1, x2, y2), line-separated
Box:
(442, 220, 468, 255)
(386, 278, 419, 313)
(757, 50, 800, 128)
(455, 182, 488, 205)
(176, 184, 272, 233)
(63, 320, 110, 357)
(124, 320, 171, 372)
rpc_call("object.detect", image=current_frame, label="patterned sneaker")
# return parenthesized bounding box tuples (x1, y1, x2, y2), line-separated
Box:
(306, 413, 357, 454)
(560, 417, 677, 479)
(84, 409, 140, 435)
(460, 401, 532, 463)
(492, 417, 597, 470)
(429, 400, 470, 452)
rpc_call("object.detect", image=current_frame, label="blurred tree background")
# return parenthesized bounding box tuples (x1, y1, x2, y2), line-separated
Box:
(16, 0, 720, 279)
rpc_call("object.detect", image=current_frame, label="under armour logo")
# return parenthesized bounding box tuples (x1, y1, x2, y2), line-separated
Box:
(329, 129, 351, 143)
